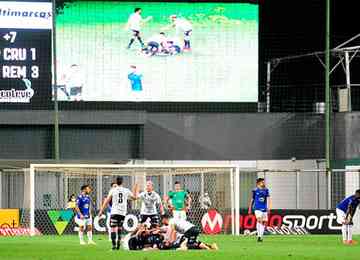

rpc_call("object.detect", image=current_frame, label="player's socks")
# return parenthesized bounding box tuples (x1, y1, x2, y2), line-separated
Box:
(137, 36, 144, 48)
(256, 222, 261, 238)
(128, 39, 135, 49)
(341, 224, 348, 242)
(87, 231, 95, 244)
(347, 225, 353, 242)
(259, 223, 265, 238)
(116, 229, 122, 249)
(111, 231, 117, 249)
(79, 231, 85, 244)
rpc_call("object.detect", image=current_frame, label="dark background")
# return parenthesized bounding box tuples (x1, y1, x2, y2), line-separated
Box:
(0, 0, 359, 164)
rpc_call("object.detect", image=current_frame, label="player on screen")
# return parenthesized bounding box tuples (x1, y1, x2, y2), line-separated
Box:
(138, 180, 164, 227)
(128, 65, 143, 93)
(106, 182, 117, 241)
(165, 181, 191, 221)
(336, 189, 360, 245)
(98, 177, 139, 250)
(163, 15, 193, 51)
(125, 7, 153, 50)
(144, 32, 170, 56)
(75, 185, 96, 245)
(248, 178, 271, 242)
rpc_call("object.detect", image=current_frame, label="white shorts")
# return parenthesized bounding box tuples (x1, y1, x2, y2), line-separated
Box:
(254, 210, 268, 221)
(173, 210, 187, 221)
(336, 208, 346, 224)
(75, 216, 92, 227)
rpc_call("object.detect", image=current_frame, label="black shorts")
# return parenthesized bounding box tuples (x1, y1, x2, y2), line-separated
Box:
(110, 214, 125, 228)
(140, 214, 160, 226)
(132, 30, 140, 37)
(184, 226, 200, 244)
(69, 86, 82, 96)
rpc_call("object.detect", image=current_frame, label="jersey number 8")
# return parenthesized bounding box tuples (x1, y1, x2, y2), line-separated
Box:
(118, 193, 123, 204)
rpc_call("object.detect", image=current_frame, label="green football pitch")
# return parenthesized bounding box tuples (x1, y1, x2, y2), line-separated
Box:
(0, 235, 359, 260)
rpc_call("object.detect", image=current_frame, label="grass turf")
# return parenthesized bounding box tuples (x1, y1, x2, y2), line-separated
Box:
(0, 235, 360, 260)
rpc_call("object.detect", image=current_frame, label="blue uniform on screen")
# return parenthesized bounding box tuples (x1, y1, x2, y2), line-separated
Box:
(76, 194, 91, 219)
(252, 188, 270, 212)
(128, 66, 143, 91)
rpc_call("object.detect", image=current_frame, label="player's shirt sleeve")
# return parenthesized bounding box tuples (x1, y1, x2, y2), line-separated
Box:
(252, 189, 256, 200)
(155, 193, 161, 205)
(168, 191, 174, 199)
(107, 188, 114, 199)
(139, 192, 145, 201)
(76, 195, 81, 208)
(266, 188, 270, 197)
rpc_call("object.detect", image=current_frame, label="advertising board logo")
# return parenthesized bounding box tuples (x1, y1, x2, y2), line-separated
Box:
(47, 210, 74, 235)
(0, 209, 19, 228)
(201, 209, 223, 234)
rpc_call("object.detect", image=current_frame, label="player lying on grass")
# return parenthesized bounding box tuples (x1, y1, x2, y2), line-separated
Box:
(248, 178, 271, 243)
(98, 177, 139, 250)
(161, 214, 218, 251)
(336, 189, 360, 245)
(122, 215, 218, 251)
(143, 32, 182, 56)
(75, 185, 96, 245)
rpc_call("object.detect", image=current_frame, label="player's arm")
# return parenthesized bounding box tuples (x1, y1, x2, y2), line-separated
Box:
(142, 16, 153, 23)
(129, 183, 139, 200)
(248, 191, 254, 215)
(98, 195, 112, 217)
(185, 192, 192, 210)
(157, 195, 165, 215)
(74, 197, 84, 219)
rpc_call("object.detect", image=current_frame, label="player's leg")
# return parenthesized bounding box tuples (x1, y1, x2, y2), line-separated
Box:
(116, 215, 125, 249)
(128, 30, 137, 49)
(75, 217, 86, 245)
(134, 30, 145, 48)
(106, 212, 111, 241)
(86, 218, 95, 244)
(183, 30, 192, 50)
(254, 210, 265, 242)
(336, 209, 348, 244)
(110, 215, 119, 250)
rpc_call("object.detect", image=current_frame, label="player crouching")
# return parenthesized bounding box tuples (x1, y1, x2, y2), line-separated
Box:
(336, 189, 360, 245)
(143, 32, 182, 57)
(161, 214, 218, 251)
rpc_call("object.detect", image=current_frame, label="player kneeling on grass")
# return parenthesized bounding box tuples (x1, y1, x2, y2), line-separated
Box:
(248, 178, 271, 242)
(336, 189, 360, 245)
(161, 214, 218, 251)
(75, 185, 96, 245)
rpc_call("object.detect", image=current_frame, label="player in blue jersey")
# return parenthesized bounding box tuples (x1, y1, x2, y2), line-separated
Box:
(128, 65, 143, 92)
(336, 189, 360, 245)
(248, 178, 271, 242)
(75, 185, 96, 245)
(106, 182, 117, 241)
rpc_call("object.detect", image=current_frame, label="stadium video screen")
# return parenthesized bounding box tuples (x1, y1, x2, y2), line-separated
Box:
(56, 1, 258, 102)
(0, 1, 52, 104)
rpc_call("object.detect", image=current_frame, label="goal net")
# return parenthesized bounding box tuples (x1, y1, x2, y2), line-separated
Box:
(27, 164, 238, 236)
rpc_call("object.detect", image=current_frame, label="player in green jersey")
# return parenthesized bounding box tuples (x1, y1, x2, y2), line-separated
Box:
(165, 181, 192, 221)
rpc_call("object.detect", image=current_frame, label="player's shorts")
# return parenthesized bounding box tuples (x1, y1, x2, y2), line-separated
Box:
(131, 30, 140, 37)
(336, 208, 346, 224)
(254, 210, 268, 221)
(173, 210, 187, 221)
(75, 216, 92, 227)
(183, 226, 200, 244)
(110, 214, 125, 228)
(139, 214, 160, 226)
(69, 86, 82, 96)
(184, 30, 192, 37)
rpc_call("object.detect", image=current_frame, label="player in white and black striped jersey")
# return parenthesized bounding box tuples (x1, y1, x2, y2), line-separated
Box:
(138, 180, 164, 227)
(98, 177, 139, 250)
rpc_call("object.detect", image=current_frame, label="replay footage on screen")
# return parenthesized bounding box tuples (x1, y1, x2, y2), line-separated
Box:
(55, 1, 258, 102)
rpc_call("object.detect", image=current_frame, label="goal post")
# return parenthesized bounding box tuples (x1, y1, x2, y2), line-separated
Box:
(29, 164, 240, 236)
